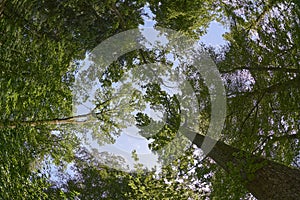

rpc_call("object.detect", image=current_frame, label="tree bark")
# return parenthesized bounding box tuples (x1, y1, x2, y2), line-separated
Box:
(185, 130, 300, 199)
(0, 113, 94, 128)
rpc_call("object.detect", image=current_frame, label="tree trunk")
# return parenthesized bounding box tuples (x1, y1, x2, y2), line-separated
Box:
(184, 130, 300, 199)
(0, 113, 94, 128)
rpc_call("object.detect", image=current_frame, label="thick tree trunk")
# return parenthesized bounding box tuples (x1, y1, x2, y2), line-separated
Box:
(184, 130, 300, 199)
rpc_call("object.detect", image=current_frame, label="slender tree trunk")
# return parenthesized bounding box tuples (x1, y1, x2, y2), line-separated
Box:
(185, 130, 300, 199)
(0, 113, 94, 128)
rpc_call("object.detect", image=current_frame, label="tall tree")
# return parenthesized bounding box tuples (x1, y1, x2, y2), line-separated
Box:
(202, 0, 300, 198)
(0, 0, 146, 198)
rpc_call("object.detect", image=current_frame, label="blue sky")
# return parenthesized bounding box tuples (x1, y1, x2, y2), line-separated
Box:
(74, 20, 229, 171)
(200, 21, 228, 47)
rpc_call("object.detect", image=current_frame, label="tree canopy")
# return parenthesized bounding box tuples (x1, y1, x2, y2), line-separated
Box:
(0, 0, 299, 199)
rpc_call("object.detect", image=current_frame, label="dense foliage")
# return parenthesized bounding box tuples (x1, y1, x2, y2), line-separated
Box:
(0, 0, 299, 199)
